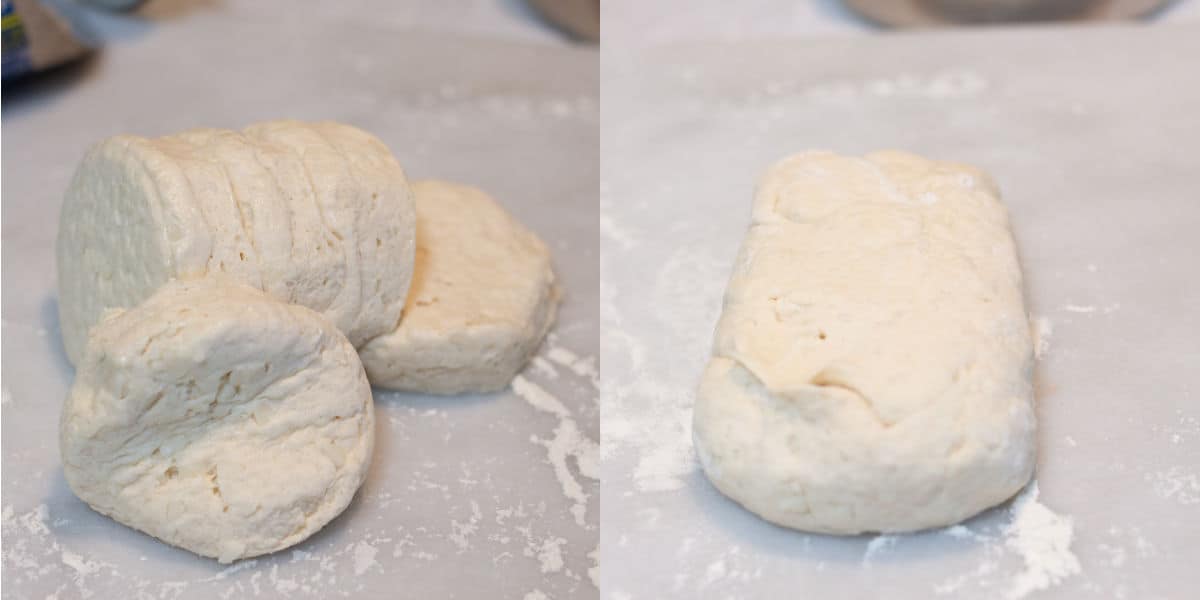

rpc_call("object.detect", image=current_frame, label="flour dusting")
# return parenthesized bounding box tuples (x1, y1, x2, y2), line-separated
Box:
(546, 346, 599, 387)
(1145, 467, 1200, 505)
(513, 375, 570, 418)
(512, 370, 599, 527)
(587, 547, 599, 588)
(1005, 482, 1081, 599)
(535, 537, 567, 573)
(930, 481, 1080, 598)
(862, 535, 897, 565)
(1031, 316, 1053, 360)
(600, 240, 728, 493)
(351, 542, 378, 576)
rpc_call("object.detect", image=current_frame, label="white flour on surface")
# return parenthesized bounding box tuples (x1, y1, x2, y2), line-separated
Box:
(1151, 410, 1199, 446)
(351, 542, 378, 576)
(1062, 303, 1120, 315)
(587, 547, 599, 587)
(1144, 467, 1200, 505)
(673, 68, 990, 106)
(511, 339, 601, 528)
(862, 536, 897, 565)
(546, 344, 600, 388)
(1031, 316, 1053, 360)
(601, 234, 729, 493)
(534, 537, 567, 573)
(1004, 483, 1081, 599)
(921, 481, 1080, 598)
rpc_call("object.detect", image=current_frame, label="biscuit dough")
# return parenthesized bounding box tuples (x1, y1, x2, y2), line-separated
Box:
(60, 279, 374, 563)
(693, 151, 1035, 534)
(359, 180, 558, 394)
(56, 120, 415, 364)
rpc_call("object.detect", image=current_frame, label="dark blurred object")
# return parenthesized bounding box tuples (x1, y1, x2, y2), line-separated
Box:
(80, 0, 144, 10)
(844, 0, 1170, 26)
(528, 0, 598, 42)
(2, 0, 94, 81)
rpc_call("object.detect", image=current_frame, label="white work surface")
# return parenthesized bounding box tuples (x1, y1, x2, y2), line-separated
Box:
(1, 3, 598, 599)
(600, 24, 1199, 600)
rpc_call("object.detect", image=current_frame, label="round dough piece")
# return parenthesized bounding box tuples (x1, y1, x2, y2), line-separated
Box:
(56, 120, 416, 365)
(694, 151, 1035, 535)
(358, 180, 559, 394)
(60, 278, 375, 563)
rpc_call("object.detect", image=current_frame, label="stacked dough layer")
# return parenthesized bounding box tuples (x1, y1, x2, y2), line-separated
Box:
(694, 151, 1035, 535)
(61, 279, 375, 563)
(360, 180, 559, 394)
(56, 120, 417, 365)
(56, 121, 559, 563)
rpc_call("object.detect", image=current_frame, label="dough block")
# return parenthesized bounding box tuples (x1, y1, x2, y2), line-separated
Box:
(694, 151, 1035, 534)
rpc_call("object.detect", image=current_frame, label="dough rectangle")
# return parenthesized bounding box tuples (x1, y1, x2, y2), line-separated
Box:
(693, 151, 1035, 534)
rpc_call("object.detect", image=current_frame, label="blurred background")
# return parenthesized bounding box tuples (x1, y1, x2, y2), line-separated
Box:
(6, 0, 1196, 85)
(606, 0, 1196, 44)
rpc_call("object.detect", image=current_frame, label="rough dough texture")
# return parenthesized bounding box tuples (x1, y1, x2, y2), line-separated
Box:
(60, 279, 374, 563)
(693, 151, 1035, 535)
(359, 180, 559, 394)
(56, 120, 416, 365)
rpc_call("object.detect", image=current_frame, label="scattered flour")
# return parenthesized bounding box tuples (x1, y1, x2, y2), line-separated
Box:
(694, 70, 990, 105)
(862, 535, 897, 565)
(702, 558, 727, 586)
(535, 537, 567, 573)
(530, 356, 559, 380)
(351, 541, 378, 576)
(512, 371, 599, 527)
(930, 481, 1080, 599)
(513, 375, 571, 418)
(587, 547, 599, 588)
(940, 524, 986, 542)
(1031, 316, 1053, 360)
(546, 345, 599, 387)
(600, 214, 639, 251)
(1151, 410, 1199, 445)
(1005, 482, 1081, 599)
(1145, 467, 1200, 505)
(1062, 303, 1120, 315)
(600, 230, 730, 493)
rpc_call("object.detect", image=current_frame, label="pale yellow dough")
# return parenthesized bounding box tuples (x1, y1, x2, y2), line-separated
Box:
(694, 151, 1035, 535)
(60, 279, 374, 563)
(359, 180, 559, 394)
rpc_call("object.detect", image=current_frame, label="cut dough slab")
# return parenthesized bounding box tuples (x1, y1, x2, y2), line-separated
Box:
(60, 278, 374, 563)
(56, 120, 416, 365)
(359, 180, 559, 394)
(693, 151, 1035, 535)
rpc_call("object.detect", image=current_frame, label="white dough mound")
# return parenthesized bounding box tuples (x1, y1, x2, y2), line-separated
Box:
(694, 151, 1035, 535)
(60, 279, 375, 563)
(56, 120, 416, 365)
(359, 180, 559, 394)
